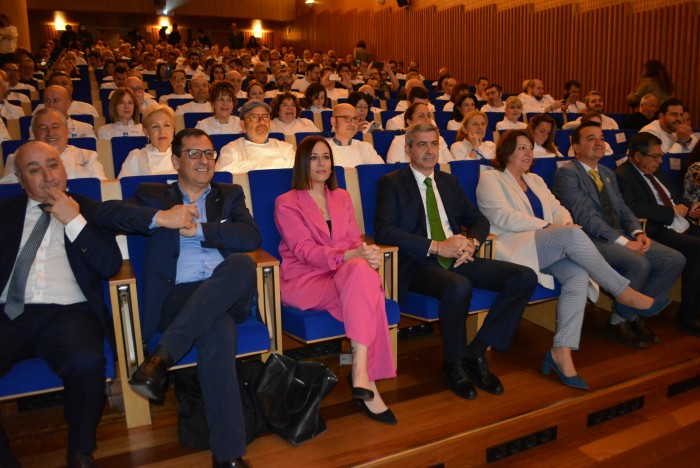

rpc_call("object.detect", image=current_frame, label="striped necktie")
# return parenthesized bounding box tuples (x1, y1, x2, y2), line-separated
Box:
(4, 205, 51, 320)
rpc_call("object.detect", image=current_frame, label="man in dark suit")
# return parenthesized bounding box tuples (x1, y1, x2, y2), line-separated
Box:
(552, 122, 685, 348)
(375, 123, 538, 400)
(0, 141, 122, 468)
(94, 128, 260, 468)
(616, 132, 700, 336)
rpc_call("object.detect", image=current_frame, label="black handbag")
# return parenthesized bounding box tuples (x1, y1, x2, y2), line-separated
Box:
(255, 353, 338, 445)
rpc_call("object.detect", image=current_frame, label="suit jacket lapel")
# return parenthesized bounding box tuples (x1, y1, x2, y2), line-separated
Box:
(625, 161, 657, 203)
(205, 184, 223, 222)
(298, 190, 331, 239)
(165, 181, 184, 208)
(401, 166, 427, 234)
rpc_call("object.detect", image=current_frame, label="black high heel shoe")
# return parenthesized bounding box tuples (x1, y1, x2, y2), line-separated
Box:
(348, 374, 374, 401)
(358, 400, 397, 425)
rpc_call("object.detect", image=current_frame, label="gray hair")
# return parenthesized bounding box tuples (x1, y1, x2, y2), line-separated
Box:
(405, 123, 439, 147)
(239, 100, 271, 120)
(31, 107, 67, 135)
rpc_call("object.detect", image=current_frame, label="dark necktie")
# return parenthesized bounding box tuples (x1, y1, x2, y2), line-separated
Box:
(4, 205, 51, 320)
(424, 178, 452, 269)
(644, 174, 673, 207)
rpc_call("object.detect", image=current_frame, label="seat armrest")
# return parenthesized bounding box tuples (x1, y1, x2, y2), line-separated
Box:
(362, 234, 399, 301)
(245, 249, 282, 356)
(479, 234, 496, 260)
(638, 218, 647, 233)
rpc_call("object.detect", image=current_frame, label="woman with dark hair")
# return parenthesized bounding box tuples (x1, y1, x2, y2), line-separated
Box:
(246, 80, 265, 102)
(627, 59, 675, 108)
(476, 130, 653, 389)
(301, 82, 329, 113)
(447, 93, 478, 130)
(348, 91, 381, 133)
(154, 62, 169, 81)
(98, 87, 142, 139)
(527, 113, 562, 157)
(270, 92, 321, 135)
(209, 63, 226, 83)
(195, 81, 242, 134)
(274, 136, 396, 424)
(442, 82, 471, 113)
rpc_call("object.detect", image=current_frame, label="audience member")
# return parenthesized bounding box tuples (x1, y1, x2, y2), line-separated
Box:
(195, 81, 242, 135)
(97, 87, 142, 139)
(328, 103, 383, 166)
(496, 96, 527, 131)
(640, 98, 698, 153)
(175, 75, 212, 115)
(527, 113, 561, 157)
(118, 104, 175, 178)
(387, 103, 452, 164)
(451, 111, 496, 160)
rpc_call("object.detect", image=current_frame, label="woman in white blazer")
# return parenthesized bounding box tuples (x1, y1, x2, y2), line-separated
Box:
(476, 130, 653, 389)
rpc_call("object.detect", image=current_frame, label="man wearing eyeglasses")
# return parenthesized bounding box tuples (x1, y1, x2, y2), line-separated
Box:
(123, 76, 158, 111)
(216, 100, 294, 174)
(553, 122, 685, 348)
(328, 103, 383, 167)
(616, 131, 700, 337)
(94, 128, 260, 467)
(159, 69, 193, 104)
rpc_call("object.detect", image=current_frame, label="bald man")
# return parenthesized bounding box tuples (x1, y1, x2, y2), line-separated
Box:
(328, 103, 383, 167)
(175, 75, 213, 115)
(3, 108, 105, 183)
(225, 70, 247, 98)
(0, 141, 121, 467)
(34, 72, 100, 118)
(31, 85, 96, 139)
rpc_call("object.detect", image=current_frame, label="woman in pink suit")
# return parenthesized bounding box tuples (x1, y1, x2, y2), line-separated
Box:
(274, 136, 397, 425)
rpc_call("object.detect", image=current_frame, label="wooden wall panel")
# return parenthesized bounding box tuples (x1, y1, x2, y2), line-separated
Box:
(287, 1, 700, 125)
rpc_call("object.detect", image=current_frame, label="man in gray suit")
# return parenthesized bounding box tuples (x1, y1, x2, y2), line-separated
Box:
(552, 121, 684, 348)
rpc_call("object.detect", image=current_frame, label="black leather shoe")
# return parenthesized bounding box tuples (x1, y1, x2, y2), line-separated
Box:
(357, 399, 398, 425)
(463, 357, 504, 395)
(212, 455, 249, 468)
(443, 361, 477, 400)
(676, 319, 700, 338)
(128, 345, 173, 401)
(629, 316, 660, 343)
(347, 374, 374, 401)
(67, 452, 96, 468)
(605, 321, 646, 349)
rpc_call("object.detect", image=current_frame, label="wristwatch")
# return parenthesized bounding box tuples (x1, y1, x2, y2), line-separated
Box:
(468, 237, 481, 253)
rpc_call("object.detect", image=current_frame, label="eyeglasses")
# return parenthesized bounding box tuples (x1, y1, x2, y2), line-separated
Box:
(245, 114, 271, 122)
(181, 149, 217, 160)
(335, 115, 361, 123)
(642, 153, 664, 161)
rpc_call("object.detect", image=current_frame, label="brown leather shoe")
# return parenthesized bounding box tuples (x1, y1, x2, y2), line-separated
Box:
(605, 321, 647, 349)
(67, 452, 96, 468)
(630, 316, 661, 343)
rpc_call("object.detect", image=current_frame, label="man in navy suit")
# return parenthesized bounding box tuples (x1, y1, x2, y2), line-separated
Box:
(552, 122, 685, 348)
(94, 128, 259, 468)
(0, 141, 122, 468)
(616, 131, 700, 336)
(375, 123, 538, 400)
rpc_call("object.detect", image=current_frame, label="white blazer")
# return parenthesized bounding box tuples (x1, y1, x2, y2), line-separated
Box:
(476, 168, 599, 300)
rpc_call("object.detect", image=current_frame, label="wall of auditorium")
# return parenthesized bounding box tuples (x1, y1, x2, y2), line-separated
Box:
(27, 0, 296, 21)
(290, 0, 700, 121)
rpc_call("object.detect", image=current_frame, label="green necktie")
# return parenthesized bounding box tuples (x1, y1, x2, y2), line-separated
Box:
(589, 169, 604, 192)
(424, 177, 452, 269)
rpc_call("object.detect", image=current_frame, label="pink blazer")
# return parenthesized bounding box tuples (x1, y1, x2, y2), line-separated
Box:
(274, 187, 362, 309)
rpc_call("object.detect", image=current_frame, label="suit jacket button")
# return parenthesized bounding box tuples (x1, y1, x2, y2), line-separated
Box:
(167, 278, 174, 284)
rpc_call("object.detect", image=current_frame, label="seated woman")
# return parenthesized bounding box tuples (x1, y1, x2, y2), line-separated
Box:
(274, 136, 397, 424)
(476, 130, 653, 389)
(348, 91, 382, 133)
(209, 63, 226, 83)
(442, 82, 471, 113)
(446, 93, 478, 131)
(195, 81, 243, 135)
(246, 80, 265, 102)
(98, 87, 143, 140)
(566, 112, 614, 157)
(118, 104, 176, 178)
(527, 113, 562, 157)
(496, 96, 528, 131)
(154, 62, 169, 81)
(386, 102, 452, 163)
(450, 111, 496, 160)
(269, 92, 322, 135)
(301, 82, 330, 113)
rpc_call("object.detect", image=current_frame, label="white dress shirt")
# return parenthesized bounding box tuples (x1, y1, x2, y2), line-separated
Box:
(1, 100, 25, 119)
(33, 100, 100, 118)
(0, 200, 87, 305)
(480, 103, 505, 113)
(175, 101, 213, 115)
(118, 144, 175, 178)
(270, 118, 320, 135)
(640, 120, 699, 154)
(159, 93, 194, 104)
(327, 138, 384, 167)
(97, 120, 143, 140)
(409, 165, 454, 241)
(195, 116, 243, 135)
(216, 137, 295, 174)
(521, 94, 561, 114)
(562, 114, 619, 131)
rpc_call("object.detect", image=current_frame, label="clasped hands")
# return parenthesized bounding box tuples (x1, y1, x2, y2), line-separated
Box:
(439, 234, 477, 267)
(346, 242, 381, 270)
(156, 204, 199, 237)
